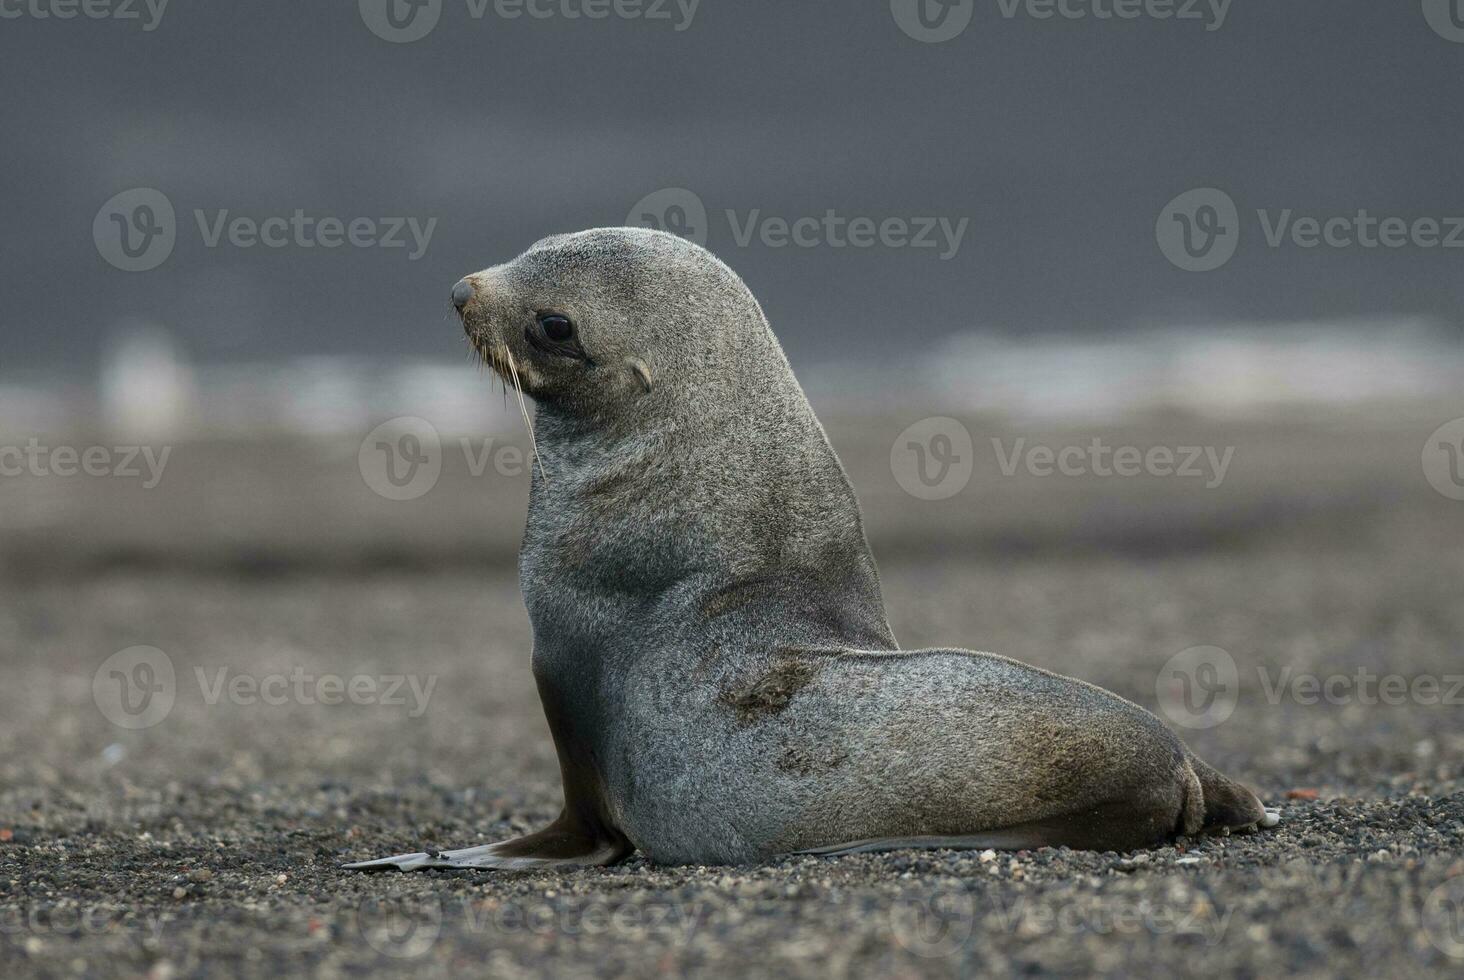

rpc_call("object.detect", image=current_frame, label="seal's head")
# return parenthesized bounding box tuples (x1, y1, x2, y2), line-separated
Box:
(452, 227, 786, 417)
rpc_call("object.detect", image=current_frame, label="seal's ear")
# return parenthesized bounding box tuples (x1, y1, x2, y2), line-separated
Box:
(626, 357, 653, 394)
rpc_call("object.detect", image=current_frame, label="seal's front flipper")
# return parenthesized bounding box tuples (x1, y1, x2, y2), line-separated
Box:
(342, 850, 461, 871)
(343, 814, 634, 872)
(342, 842, 610, 872)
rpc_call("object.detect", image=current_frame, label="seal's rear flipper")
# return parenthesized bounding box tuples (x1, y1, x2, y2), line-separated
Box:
(795, 807, 1281, 859)
(794, 781, 1284, 859)
(1182, 754, 1276, 836)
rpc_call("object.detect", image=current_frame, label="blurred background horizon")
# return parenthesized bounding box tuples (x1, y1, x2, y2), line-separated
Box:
(6, 1, 1464, 394)
(5, 314, 1464, 444)
(2, 0, 1463, 572)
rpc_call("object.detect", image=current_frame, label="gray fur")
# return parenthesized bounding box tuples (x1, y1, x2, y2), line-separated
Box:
(344, 228, 1272, 872)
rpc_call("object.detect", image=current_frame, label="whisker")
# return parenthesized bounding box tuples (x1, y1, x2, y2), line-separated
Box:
(501, 345, 547, 482)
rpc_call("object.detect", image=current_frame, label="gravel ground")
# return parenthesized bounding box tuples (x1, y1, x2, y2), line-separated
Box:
(2, 414, 1462, 978)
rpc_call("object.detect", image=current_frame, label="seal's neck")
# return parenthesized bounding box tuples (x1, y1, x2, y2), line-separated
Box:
(518, 357, 895, 654)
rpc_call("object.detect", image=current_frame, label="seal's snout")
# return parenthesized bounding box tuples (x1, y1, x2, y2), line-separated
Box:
(451, 278, 475, 312)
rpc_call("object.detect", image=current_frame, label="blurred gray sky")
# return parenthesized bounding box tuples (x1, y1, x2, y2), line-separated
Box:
(4, 0, 1463, 376)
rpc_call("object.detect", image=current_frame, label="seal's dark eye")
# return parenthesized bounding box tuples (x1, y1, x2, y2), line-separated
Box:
(540, 315, 574, 342)
(526, 312, 591, 363)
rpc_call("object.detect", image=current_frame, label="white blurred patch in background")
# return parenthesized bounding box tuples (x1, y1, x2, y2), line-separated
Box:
(100, 321, 196, 442)
(2, 317, 1461, 442)
(806, 317, 1464, 421)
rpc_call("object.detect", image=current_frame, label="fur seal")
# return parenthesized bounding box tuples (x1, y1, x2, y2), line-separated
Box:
(346, 228, 1277, 871)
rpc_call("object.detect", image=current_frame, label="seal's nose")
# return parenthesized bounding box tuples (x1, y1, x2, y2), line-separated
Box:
(451, 279, 475, 311)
